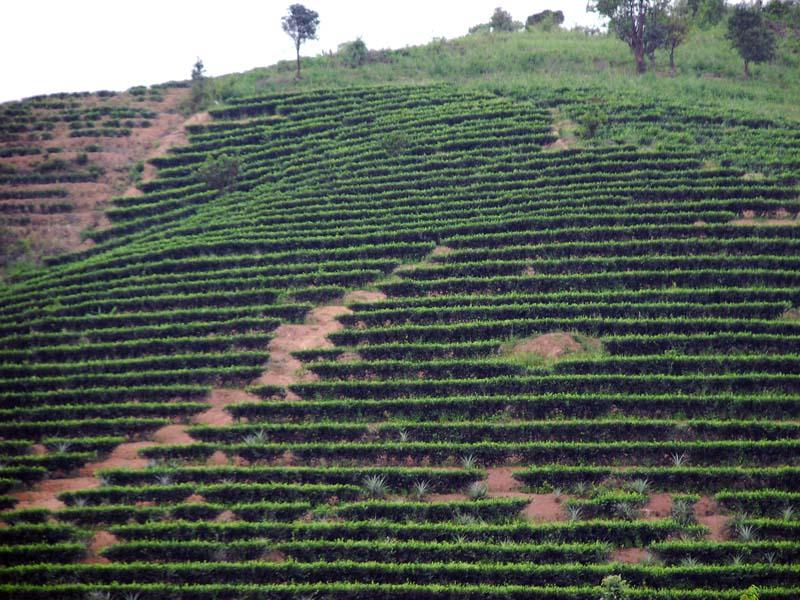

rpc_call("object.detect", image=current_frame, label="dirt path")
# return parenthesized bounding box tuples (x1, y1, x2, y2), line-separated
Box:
(192, 388, 260, 426)
(253, 304, 353, 399)
(10, 291, 381, 512)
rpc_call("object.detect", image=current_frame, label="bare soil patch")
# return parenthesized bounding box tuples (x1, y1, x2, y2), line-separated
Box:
(82, 530, 118, 564)
(611, 547, 651, 564)
(505, 332, 601, 364)
(343, 289, 387, 304)
(695, 496, 729, 541)
(731, 208, 797, 226)
(207, 450, 230, 466)
(193, 388, 260, 426)
(642, 493, 672, 520)
(10, 476, 99, 510)
(84, 441, 156, 473)
(253, 305, 351, 392)
(522, 494, 565, 522)
(485, 467, 522, 494)
(1, 87, 192, 268)
(150, 424, 194, 445)
(431, 245, 454, 257)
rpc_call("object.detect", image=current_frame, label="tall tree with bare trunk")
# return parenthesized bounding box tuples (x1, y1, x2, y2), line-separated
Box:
(282, 4, 320, 79)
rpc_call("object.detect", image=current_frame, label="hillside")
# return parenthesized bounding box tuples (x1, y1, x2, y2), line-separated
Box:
(0, 23, 799, 599)
(0, 84, 202, 273)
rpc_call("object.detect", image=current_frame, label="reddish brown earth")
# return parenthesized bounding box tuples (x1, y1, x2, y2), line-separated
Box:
(695, 496, 729, 541)
(253, 304, 352, 398)
(193, 388, 260, 426)
(0, 87, 193, 266)
(82, 530, 118, 564)
(731, 208, 797, 226)
(486, 467, 522, 494)
(483, 468, 566, 522)
(611, 547, 651, 564)
(522, 494, 565, 522)
(430, 245, 454, 257)
(642, 493, 672, 520)
(207, 450, 230, 466)
(84, 441, 156, 473)
(10, 476, 99, 510)
(9, 422, 184, 510)
(509, 332, 583, 360)
(343, 289, 387, 304)
(150, 424, 194, 445)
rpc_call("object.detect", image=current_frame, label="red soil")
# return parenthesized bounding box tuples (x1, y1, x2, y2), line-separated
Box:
(695, 496, 729, 541)
(1, 88, 193, 264)
(510, 332, 583, 360)
(343, 289, 387, 304)
(642, 493, 672, 520)
(192, 388, 260, 426)
(10, 476, 99, 511)
(150, 424, 194, 445)
(611, 547, 651, 564)
(81, 530, 118, 564)
(253, 304, 351, 394)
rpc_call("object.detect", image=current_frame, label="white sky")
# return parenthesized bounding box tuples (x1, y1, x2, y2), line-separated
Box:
(1, 1, 603, 103)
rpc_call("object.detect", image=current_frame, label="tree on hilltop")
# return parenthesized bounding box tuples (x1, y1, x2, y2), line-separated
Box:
(490, 7, 522, 32)
(664, 0, 692, 72)
(727, 3, 777, 77)
(190, 58, 207, 110)
(589, 0, 671, 73)
(282, 4, 320, 79)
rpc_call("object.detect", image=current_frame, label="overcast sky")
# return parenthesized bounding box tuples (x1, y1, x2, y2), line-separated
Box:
(2, 1, 603, 103)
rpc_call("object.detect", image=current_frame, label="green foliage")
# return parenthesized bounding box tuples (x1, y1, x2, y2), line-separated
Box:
(338, 38, 368, 68)
(740, 585, 761, 600)
(190, 57, 210, 110)
(197, 153, 239, 192)
(282, 3, 320, 77)
(490, 7, 521, 32)
(600, 574, 630, 600)
(727, 5, 778, 76)
(589, 0, 670, 73)
(526, 10, 565, 31)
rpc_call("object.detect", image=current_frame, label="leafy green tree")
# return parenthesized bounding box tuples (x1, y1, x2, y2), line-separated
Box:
(282, 4, 320, 78)
(726, 3, 777, 77)
(589, 0, 670, 73)
(338, 38, 368, 67)
(665, 0, 692, 71)
(490, 7, 521, 32)
(689, 0, 726, 27)
(526, 10, 565, 31)
(190, 58, 207, 110)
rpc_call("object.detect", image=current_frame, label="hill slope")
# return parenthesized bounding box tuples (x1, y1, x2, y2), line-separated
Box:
(0, 26, 800, 599)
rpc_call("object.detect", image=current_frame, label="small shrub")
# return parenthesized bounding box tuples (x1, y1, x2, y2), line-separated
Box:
(198, 153, 240, 192)
(338, 38, 368, 67)
(363, 474, 389, 499)
(599, 574, 630, 600)
(467, 481, 488, 500)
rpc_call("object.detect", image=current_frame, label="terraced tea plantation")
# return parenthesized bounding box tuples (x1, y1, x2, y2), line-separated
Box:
(1, 83, 799, 598)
